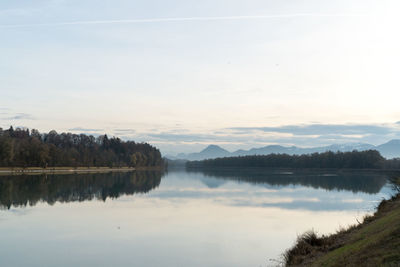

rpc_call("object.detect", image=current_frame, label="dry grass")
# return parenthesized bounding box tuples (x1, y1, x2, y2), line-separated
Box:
(283, 230, 333, 265)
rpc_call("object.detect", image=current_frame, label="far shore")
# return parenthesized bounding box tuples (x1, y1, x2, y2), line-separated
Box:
(0, 166, 164, 176)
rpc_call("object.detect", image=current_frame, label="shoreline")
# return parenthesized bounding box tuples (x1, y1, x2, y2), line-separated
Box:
(0, 166, 164, 175)
(284, 178, 400, 266)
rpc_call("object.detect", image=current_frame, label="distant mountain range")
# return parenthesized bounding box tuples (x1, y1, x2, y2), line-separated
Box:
(167, 140, 400, 160)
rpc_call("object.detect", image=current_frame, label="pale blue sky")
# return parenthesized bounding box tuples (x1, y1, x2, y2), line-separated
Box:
(1, 0, 400, 154)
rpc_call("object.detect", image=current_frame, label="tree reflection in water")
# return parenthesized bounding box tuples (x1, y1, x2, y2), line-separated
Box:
(0, 171, 163, 209)
(0, 168, 395, 210)
(187, 168, 390, 194)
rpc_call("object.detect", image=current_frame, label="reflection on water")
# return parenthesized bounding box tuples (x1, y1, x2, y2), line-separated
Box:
(153, 169, 393, 213)
(0, 171, 162, 209)
(0, 169, 390, 210)
(187, 168, 388, 194)
(0, 169, 396, 267)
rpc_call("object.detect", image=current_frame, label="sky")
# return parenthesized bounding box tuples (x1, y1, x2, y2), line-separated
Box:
(1, 0, 400, 155)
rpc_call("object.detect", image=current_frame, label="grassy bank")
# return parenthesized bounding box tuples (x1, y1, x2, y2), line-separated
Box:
(0, 166, 164, 176)
(284, 178, 400, 266)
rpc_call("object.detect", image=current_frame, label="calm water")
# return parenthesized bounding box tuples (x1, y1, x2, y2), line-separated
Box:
(0, 169, 395, 267)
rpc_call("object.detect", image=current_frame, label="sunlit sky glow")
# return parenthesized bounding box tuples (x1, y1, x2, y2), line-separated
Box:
(1, 0, 400, 155)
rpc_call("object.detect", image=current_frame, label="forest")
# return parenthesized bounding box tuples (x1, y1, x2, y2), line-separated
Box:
(0, 126, 163, 168)
(186, 150, 400, 170)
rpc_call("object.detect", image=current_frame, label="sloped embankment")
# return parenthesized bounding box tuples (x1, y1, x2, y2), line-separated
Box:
(285, 184, 400, 266)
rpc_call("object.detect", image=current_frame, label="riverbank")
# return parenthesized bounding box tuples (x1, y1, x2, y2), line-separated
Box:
(284, 179, 400, 266)
(0, 166, 164, 175)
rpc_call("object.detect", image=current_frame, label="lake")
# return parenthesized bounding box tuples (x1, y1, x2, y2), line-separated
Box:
(0, 169, 395, 267)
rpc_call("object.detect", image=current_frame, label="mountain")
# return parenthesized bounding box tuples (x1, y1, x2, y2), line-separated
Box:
(199, 176, 227, 188)
(177, 145, 230, 161)
(230, 143, 375, 157)
(231, 145, 295, 156)
(376, 139, 400, 159)
(170, 140, 400, 160)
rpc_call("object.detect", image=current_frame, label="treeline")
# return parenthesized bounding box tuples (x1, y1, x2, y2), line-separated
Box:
(186, 150, 400, 170)
(0, 126, 163, 168)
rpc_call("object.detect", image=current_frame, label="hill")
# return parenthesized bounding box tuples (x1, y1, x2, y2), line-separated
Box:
(176, 145, 230, 161)
(377, 140, 400, 159)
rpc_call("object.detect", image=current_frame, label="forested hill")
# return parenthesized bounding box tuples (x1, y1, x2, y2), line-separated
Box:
(0, 126, 163, 168)
(186, 150, 400, 170)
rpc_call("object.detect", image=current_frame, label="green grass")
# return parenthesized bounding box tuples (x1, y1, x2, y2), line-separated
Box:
(285, 194, 400, 266)
(310, 205, 400, 267)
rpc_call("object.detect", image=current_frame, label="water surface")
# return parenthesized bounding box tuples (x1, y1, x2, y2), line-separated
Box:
(0, 169, 395, 267)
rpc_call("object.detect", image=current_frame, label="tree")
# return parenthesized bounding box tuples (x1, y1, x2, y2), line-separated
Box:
(0, 127, 163, 168)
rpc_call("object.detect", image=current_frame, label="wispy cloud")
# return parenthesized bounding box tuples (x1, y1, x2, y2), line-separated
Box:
(0, 13, 368, 28)
(4, 113, 35, 120)
(113, 128, 136, 134)
(69, 127, 104, 133)
(114, 128, 135, 132)
(140, 123, 400, 154)
(229, 124, 397, 136)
